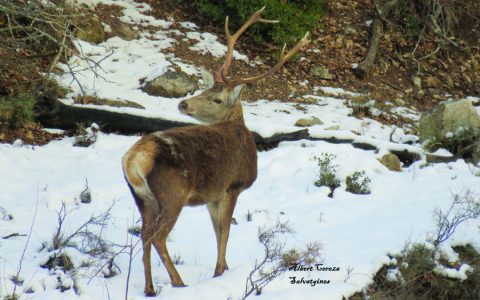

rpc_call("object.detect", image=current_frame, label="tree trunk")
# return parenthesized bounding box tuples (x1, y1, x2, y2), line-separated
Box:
(353, 0, 401, 79)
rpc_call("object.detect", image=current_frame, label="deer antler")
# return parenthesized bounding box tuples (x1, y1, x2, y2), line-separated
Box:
(215, 7, 311, 87)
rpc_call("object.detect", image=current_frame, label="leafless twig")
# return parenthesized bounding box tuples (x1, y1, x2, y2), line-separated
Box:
(432, 190, 480, 247)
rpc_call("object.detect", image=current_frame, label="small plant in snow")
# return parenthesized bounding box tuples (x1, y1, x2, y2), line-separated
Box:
(432, 190, 480, 247)
(79, 178, 91, 204)
(241, 221, 322, 299)
(246, 210, 252, 222)
(0, 206, 13, 221)
(74, 123, 99, 147)
(172, 254, 184, 265)
(36, 201, 137, 295)
(314, 153, 340, 197)
(48, 202, 113, 253)
(127, 225, 141, 237)
(345, 171, 371, 195)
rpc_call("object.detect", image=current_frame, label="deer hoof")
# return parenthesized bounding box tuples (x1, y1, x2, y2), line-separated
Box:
(145, 290, 156, 297)
(172, 281, 187, 288)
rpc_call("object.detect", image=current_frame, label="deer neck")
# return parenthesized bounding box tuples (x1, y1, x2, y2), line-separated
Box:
(222, 102, 245, 124)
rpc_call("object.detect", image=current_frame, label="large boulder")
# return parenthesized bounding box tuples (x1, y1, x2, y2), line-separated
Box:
(379, 153, 402, 172)
(310, 66, 333, 80)
(142, 70, 198, 98)
(74, 15, 106, 44)
(419, 99, 480, 146)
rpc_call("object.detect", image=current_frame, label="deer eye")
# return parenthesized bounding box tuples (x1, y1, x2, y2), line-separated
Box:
(213, 98, 222, 104)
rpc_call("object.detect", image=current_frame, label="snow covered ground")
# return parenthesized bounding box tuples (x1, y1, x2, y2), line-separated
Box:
(0, 1, 479, 299)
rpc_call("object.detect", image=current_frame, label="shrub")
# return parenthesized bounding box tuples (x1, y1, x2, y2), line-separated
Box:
(345, 171, 371, 195)
(184, 0, 326, 45)
(241, 221, 322, 299)
(314, 153, 340, 196)
(349, 243, 480, 300)
(0, 94, 36, 128)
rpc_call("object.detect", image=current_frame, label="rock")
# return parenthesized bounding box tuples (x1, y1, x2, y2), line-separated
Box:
(143, 70, 198, 98)
(379, 153, 401, 172)
(325, 125, 340, 131)
(115, 21, 139, 41)
(419, 99, 480, 148)
(425, 76, 441, 88)
(294, 116, 324, 127)
(74, 15, 105, 44)
(446, 75, 454, 89)
(412, 76, 422, 89)
(394, 98, 406, 106)
(343, 26, 357, 35)
(310, 66, 333, 80)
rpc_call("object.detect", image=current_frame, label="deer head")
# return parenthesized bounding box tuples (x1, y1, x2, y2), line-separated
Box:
(178, 6, 310, 125)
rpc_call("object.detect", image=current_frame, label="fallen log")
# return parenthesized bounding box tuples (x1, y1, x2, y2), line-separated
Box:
(36, 98, 462, 167)
(36, 97, 192, 134)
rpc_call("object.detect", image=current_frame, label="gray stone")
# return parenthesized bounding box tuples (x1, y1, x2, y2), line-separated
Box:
(412, 76, 422, 89)
(379, 153, 401, 172)
(310, 66, 333, 80)
(325, 125, 340, 131)
(143, 70, 198, 98)
(419, 99, 480, 147)
(116, 22, 139, 41)
(294, 116, 324, 127)
(343, 26, 357, 35)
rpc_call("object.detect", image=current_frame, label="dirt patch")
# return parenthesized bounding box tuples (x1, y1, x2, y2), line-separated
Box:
(0, 122, 64, 145)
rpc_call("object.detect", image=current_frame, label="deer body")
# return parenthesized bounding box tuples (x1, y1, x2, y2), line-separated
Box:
(122, 83, 256, 295)
(124, 121, 257, 209)
(122, 7, 310, 296)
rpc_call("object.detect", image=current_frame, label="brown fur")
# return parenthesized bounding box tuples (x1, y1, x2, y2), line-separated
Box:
(122, 83, 257, 296)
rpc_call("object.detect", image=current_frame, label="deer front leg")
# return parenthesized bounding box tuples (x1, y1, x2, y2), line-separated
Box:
(151, 204, 186, 287)
(207, 202, 229, 272)
(212, 193, 238, 277)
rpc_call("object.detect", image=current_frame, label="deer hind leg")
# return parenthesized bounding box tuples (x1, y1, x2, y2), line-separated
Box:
(141, 217, 156, 296)
(151, 203, 186, 287)
(210, 192, 239, 277)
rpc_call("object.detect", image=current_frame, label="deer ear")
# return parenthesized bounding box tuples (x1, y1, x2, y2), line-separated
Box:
(227, 84, 246, 106)
(200, 67, 215, 89)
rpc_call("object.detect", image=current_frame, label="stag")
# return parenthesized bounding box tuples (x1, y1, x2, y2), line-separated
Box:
(122, 7, 310, 296)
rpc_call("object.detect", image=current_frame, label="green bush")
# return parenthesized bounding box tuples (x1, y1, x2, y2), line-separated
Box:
(314, 153, 340, 196)
(0, 94, 36, 128)
(345, 171, 371, 195)
(184, 0, 326, 45)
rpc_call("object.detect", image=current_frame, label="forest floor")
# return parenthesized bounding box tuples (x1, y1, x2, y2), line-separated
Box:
(1, 0, 479, 144)
(141, 0, 480, 111)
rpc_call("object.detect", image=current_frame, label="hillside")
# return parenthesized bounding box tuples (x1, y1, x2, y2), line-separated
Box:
(0, 1, 479, 300)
